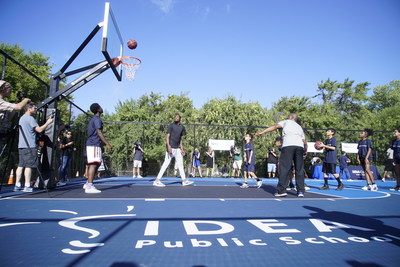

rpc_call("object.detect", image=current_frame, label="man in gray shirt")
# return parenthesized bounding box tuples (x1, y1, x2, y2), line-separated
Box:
(256, 113, 307, 197)
(15, 102, 53, 192)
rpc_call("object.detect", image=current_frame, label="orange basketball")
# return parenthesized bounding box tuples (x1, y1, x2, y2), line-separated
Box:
(127, 39, 138, 50)
(112, 58, 121, 67)
(314, 141, 324, 150)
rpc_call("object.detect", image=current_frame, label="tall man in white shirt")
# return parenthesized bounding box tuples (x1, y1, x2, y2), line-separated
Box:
(256, 113, 307, 197)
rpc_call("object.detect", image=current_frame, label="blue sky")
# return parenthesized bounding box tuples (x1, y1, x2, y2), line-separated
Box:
(1, 0, 399, 115)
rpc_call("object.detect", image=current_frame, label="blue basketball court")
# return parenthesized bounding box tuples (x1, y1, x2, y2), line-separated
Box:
(1, 177, 399, 267)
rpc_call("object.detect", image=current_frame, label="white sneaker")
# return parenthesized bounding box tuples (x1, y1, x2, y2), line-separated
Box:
(132, 175, 136, 178)
(256, 180, 263, 188)
(240, 183, 249, 188)
(361, 185, 370, 191)
(85, 186, 101, 194)
(22, 187, 33, 192)
(305, 186, 310, 191)
(57, 182, 66, 186)
(370, 184, 378, 191)
(382, 178, 385, 182)
(83, 183, 89, 189)
(137, 175, 143, 178)
(153, 180, 166, 187)
(182, 180, 194, 186)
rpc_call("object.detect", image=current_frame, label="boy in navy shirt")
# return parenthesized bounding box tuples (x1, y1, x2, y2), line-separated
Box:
(339, 151, 351, 180)
(357, 129, 377, 191)
(240, 133, 262, 188)
(319, 128, 344, 191)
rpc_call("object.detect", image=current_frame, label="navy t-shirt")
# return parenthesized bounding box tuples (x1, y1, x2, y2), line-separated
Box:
(324, 137, 338, 164)
(358, 139, 373, 160)
(133, 149, 143, 161)
(391, 139, 400, 162)
(244, 141, 255, 165)
(339, 155, 349, 168)
(167, 123, 186, 149)
(86, 115, 103, 147)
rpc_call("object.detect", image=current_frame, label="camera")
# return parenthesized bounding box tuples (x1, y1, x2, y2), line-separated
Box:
(134, 142, 141, 148)
(16, 92, 27, 102)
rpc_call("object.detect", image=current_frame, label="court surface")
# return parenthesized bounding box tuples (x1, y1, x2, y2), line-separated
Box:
(1, 177, 399, 267)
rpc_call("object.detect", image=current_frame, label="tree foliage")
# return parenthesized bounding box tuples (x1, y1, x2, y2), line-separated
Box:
(0, 43, 71, 124)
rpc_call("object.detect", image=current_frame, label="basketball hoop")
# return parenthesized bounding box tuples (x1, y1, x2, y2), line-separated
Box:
(120, 56, 141, 81)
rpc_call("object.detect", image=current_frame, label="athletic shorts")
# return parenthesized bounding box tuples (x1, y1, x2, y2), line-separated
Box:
(384, 159, 394, 171)
(359, 158, 372, 166)
(18, 148, 38, 168)
(133, 160, 142, 168)
(244, 163, 255, 173)
(233, 160, 242, 169)
(86, 146, 102, 165)
(322, 162, 336, 174)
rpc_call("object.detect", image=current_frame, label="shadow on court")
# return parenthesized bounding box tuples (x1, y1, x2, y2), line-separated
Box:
(304, 206, 400, 248)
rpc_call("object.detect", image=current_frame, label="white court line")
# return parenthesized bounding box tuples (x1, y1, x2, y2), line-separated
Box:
(145, 199, 165, 201)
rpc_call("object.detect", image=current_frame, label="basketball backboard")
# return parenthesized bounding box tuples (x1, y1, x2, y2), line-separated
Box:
(101, 2, 123, 81)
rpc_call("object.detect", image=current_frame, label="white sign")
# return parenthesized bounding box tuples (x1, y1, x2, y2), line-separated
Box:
(209, 139, 235, 151)
(342, 143, 358, 154)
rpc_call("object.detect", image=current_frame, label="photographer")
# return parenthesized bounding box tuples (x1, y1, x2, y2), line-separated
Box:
(266, 147, 278, 178)
(14, 102, 53, 192)
(57, 131, 76, 186)
(230, 145, 242, 178)
(132, 141, 144, 178)
(0, 80, 30, 145)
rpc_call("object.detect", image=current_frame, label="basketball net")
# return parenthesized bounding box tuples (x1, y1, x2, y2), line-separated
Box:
(120, 56, 141, 81)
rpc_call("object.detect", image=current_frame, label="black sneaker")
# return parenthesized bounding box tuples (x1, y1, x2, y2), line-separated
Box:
(319, 185, 329, 190)
(336, 184, 345, 191)
(274, 192, 287, 197)
(389, 186, 400, 191)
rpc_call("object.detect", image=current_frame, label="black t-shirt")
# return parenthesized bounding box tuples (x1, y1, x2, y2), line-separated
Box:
(61, 137, 74, 157)
(267, 151, 278, 164)
(167, 123, 186, 149)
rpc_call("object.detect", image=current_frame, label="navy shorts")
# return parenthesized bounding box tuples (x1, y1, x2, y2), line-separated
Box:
(244, 163, 255, 172)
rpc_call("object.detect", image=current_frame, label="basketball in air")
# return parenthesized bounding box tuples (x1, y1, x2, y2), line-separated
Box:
(127, 39, 138, 49)
(112, 58, 121, 67)
(314, 141, 324, 150)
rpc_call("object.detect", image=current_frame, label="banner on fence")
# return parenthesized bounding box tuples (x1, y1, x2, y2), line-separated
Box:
(342, 143, 359, 154)
(209, 139, 235, 151)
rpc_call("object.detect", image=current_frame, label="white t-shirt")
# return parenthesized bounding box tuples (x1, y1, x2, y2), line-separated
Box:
(387, 148, 394, 159)
(278, 119, 305, 148)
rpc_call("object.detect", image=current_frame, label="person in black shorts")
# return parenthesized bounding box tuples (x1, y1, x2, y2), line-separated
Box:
(319, 128, 344, 191)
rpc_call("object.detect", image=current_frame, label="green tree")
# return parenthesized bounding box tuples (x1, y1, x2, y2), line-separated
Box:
(369, 80, 400, 110)
(0, 43, 71, 123)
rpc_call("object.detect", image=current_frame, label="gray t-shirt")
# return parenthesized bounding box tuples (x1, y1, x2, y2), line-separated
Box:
(278, 119, 305, 148)
(18, 114, 38, 148)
